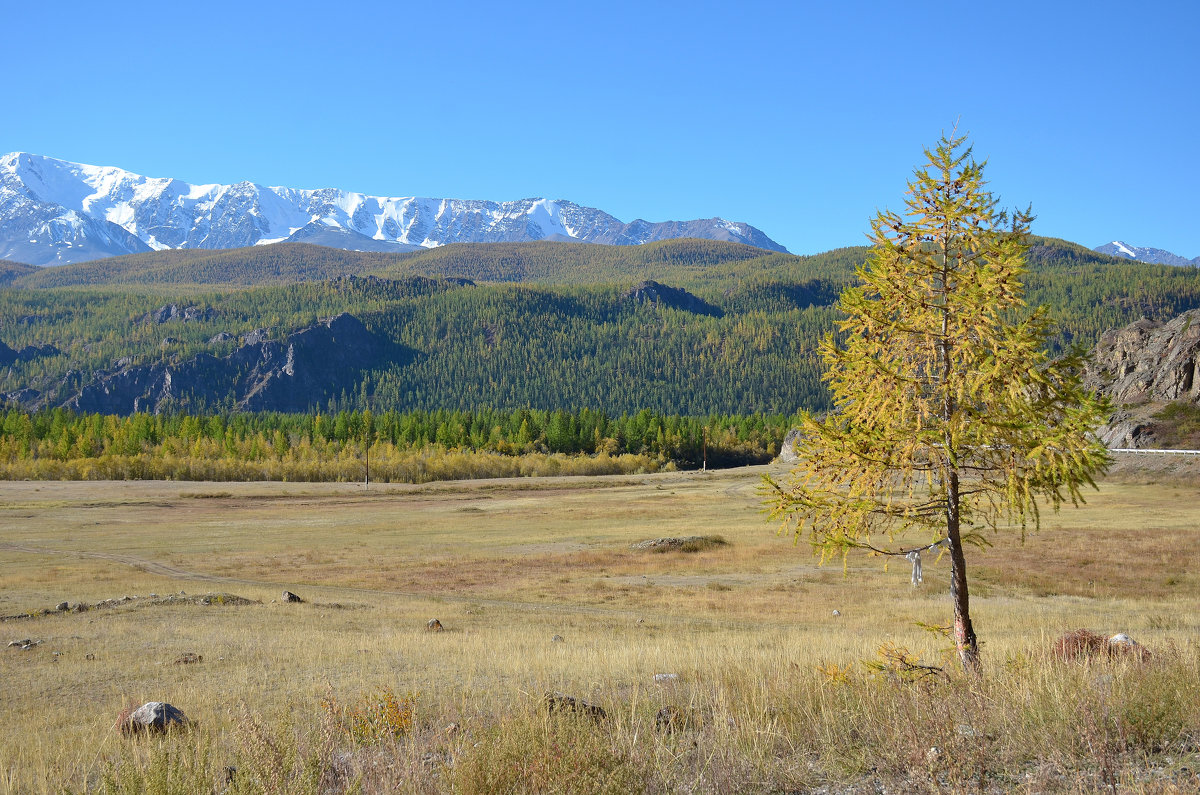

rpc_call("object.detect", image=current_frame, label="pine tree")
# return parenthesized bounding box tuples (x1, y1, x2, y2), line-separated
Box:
(765, 133, 1109, 671)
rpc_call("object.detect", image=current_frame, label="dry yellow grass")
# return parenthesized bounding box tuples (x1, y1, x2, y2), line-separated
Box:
(1, 463, 1198, 792)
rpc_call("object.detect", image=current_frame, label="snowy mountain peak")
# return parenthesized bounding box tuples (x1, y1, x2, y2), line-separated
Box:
(0, 152, 788, 266)
(1110, 240, 1137, 258)
(1095, 240, 1199, 267)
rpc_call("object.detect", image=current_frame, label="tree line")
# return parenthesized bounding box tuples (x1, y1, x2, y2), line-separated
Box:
(0, 406, 796, 482)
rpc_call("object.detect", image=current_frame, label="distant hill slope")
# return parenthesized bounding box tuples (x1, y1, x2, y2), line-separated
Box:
(0, 258, 37, 285)
(12, 243, 401, 289)
(10, 238, 799, 289)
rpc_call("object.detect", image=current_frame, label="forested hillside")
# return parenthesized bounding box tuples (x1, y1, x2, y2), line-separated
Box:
(11, 239, 786, 289)
(2, 237, 1200, 418)
(0, 275, 835, 415)
(0, 258, 36, 285)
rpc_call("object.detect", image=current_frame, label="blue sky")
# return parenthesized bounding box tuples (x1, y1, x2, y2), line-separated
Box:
(5, 0, 1197, 256)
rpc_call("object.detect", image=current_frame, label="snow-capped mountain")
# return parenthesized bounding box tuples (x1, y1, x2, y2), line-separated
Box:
(1095, 241, 1199, 267)
(0, 153, 787, 266)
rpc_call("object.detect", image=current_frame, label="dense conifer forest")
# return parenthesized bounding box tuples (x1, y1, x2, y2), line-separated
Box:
(2, 237, 1200, 479)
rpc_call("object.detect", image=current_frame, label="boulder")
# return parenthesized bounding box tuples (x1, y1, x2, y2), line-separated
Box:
(426, 618, 444, 632)
(281, 590, 304, 603)
(1107, 633, 1152, 661)
(2, 387, 40, 406)
(119, 701, 190, 735)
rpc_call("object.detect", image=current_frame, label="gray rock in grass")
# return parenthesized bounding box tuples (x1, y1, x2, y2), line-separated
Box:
(120, 702, 190, 735)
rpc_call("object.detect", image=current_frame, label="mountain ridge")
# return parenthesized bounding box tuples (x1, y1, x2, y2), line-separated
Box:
(1094, 240, 1199, 267)
(0, 152, 787, 266)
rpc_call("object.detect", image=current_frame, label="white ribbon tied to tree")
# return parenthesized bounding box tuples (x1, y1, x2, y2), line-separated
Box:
(906, 539, 948, 586)
(906, 550, 923, 585)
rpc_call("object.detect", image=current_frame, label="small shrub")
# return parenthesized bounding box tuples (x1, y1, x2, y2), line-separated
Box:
(112, 701, 139, 734)
(1114, 666, 1192, 752)
(862, 643, 946, 684)
(1053, 629, 1108, 660)
(95, 740, 219, 795)
(631, 535, 729, 553)
(449, 713, 641, 795)
(816, 661, 855, 686)
(679, 535, 728, 553)
(321, 687, 416, 744)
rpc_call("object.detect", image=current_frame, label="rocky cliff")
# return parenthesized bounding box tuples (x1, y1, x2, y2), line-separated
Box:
(0, 340, 60, 367)
(623, 280, 723, 317)
(62, 313, 408, 415)
(1084, 309, 1200, 447)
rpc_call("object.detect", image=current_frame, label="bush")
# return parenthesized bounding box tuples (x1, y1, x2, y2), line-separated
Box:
(449, 713, 642, 795)
(321, 688, 416, 745)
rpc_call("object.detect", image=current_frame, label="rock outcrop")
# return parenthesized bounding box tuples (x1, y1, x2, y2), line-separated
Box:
(1084, 309, 1200, 447)
(64, 313, 411, 415)
(777, 428, 803, 462)
(1084, 310, 1200, 406)
(624, 280, 723, 317)
(141, 304, 216, 324)
(1092, 408, 1162, 449)
(0, 340, 60, 367)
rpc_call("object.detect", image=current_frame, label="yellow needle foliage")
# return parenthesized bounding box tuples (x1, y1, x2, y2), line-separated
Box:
(766, 132, 1110, 669)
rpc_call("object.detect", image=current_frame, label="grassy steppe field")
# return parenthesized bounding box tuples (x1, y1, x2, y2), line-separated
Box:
(2, 460, 1198, 793)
